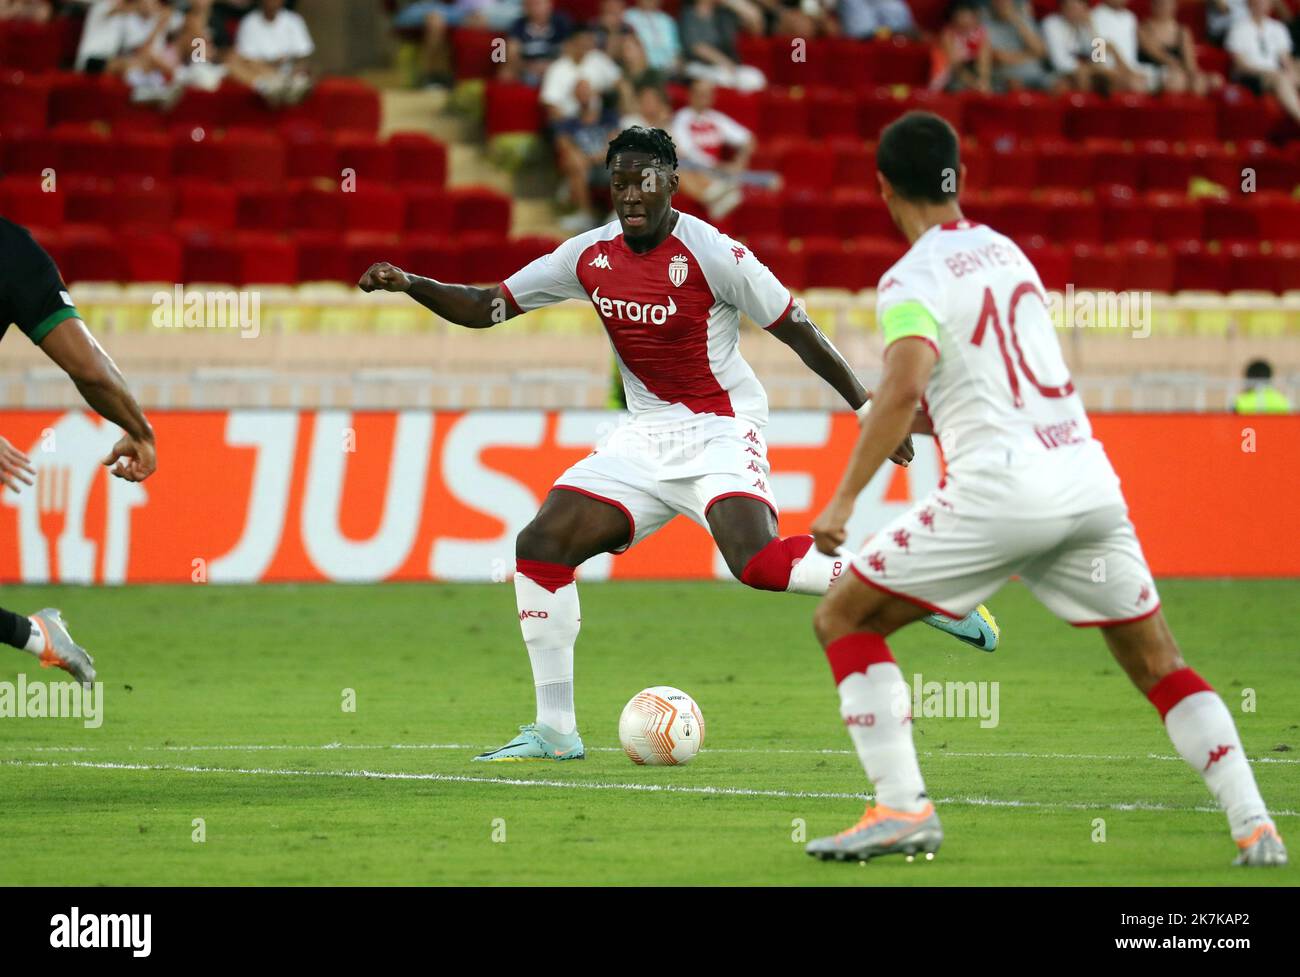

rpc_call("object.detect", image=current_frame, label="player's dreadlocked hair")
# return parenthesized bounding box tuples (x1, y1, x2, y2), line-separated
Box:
(605, 126, 678, 170)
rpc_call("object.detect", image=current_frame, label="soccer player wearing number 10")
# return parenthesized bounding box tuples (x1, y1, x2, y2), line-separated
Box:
(805, 112, 1285, 867)
(358, 126, 999, 763)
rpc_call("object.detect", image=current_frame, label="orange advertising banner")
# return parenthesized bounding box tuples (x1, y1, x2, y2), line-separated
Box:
(0, 410, 1295, 583)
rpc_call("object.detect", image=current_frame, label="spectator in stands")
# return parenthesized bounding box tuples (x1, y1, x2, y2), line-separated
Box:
(1043, 0, 1126, 91)
(75, 0, 168, 73)
(502, 0, 572, 85)
(839, 0, 916, 39)
(679, 0, 766, 91)
(591, 0, 648, 79)
(540, 27, 624, 122)
(1225, 0, 1300, 125)
(1092, 0, 1157, 91)
(671, 76, 766, 217)
(619, 79, 674, 128)
(984, 0, 1054, 91)
(1207, 0, 1250, 42)
(0, 0, 50, 21)
(1234, 358, 1293, 413)
(1140, 0, 1223, 94)
(393, 0, 520, 88)
(750, 0, 837, 37)
(624, 0, 683, 77)
(933, 0, 993, 92)
(228, 0, 314, 104)
(554, 78, 622, 231)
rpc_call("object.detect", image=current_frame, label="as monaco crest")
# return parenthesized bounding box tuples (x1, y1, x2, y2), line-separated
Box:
(668, 255, 689, 288)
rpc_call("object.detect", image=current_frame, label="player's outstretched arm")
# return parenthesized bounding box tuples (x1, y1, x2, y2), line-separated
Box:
(357, 262, 516, 329)
(38, 318, 156, 482)
(767, 306, 916, 465)
(811, 338, 937, 554)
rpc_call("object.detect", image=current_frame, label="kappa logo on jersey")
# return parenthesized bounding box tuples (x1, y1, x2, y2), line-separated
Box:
(891, 529, 911, 551)
(731, 246, 747, 264)
(590, 287, 677, 324)
(668, 254, 689, 287)
(588, 254, 612, 270)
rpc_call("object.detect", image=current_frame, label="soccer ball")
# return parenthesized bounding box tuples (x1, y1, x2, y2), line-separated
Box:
(618, 686, 705, 766)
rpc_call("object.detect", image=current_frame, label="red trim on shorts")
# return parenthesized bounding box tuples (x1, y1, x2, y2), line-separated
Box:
(1069, 603, 1161, 629)
(763, 293, 796, 330)
(499, 282, 523, 316)
(825, 632, 894, 685)
(1146, 666, 1214, 720)
(552, 484, 635, 553)
(849, 563, 961, 618)
(704, 491, 778, 519)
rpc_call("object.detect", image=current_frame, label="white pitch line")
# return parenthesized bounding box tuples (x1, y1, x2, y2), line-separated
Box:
(3, 758, 1297, 817)
(6, 742, 1299, 765)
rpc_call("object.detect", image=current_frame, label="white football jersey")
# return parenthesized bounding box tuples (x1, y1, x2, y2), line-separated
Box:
(502, 212, 793, 426)
(878, 219, 1123, 512)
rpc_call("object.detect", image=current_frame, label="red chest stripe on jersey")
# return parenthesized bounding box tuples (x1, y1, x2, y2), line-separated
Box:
(578, 235, 733, 417)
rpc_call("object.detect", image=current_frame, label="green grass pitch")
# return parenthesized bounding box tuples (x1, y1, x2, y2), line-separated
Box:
(0, 579, 1295, 886)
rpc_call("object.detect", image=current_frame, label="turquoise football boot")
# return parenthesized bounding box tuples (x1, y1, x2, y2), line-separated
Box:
(922, 603, 999, 652)
(472, 723, 585, 762)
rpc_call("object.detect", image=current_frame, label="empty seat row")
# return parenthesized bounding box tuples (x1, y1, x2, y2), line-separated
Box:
(0, 72, 382, 136)
(0, 178, 510, 237)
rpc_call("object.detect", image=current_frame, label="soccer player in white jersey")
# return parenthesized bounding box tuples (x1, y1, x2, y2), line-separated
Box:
(804, 112, 1286, 867)
(358, 125, 1000, 762)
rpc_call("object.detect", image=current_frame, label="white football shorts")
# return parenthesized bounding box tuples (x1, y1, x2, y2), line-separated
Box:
(553, 413, 778, 552)
(850, 459, 1161, 627)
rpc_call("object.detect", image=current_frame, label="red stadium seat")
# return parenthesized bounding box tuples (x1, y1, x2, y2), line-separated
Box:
(781, 189, 837, 240)
(1216, 87, 1279, 142)
(294, 230, 353, 281)
(710, 89, 761, 133)
(335, 133, 397, 185)
(1147, 192, 1203, 241)
(283, 129, 339, 181)
(0, 19, 64, 72)
(119, 229, 183, 283)
(390, 132, 447, 188)
(982, 140, 1038, 190)
(769, 37, 830, 87)
(60, 225, 126, 282)
(1089, 140, 1142, 188)
(114, 176, 177, 230)
(223, 130, 288, 183)
(176, 180, 238, 231)
(1201, 199, 1258, 242)
(183, 229, 240, 283)
(172, 126, 234, 181)
(1018, 239, 1071, 291)
(233, 231, 298, 285)
(749, 235, 806, 291)
(235, 183, 293, 232)
(865, 38, 930, 86)
(802, 237, 870, 291)
(1114, 242, 1176, 292)
(1035, 140, 1095, 190)
(1045, 192, 1103, 245)
(1070, 244, 1124, 289)
(965, 91, 1064, 142)
(52, 124, 110, 176)
(291, 184, 346, 232)
(755, 87, 810, 142)
(832, 140, 874, 188)
(458, 233, 515, 284)
(61, 176, 116, 225)
(111, 131, 173, 180)
(47, 73, 125, 126)
(450, 28, 499, 81)
(775, 139, 836, 190)
(447, 187, 511, 235)
(406, 233, 465, 283)
(826, 38, 873, 89)
(1145, 94, 1217, 142)
(484, 81, 544, 136)
(831, 189, 894, 240)
(1172, 240, 1231, 292)
(0, 72, 51, 133)
(1137, 141, 1196, 192)
(721, 189, 784, 239)
(735, 34, 775, 78)
(404, 187, 452, 232)
(0, 175, 63, 226)
(341, 186, 406, 234)
(806, 88, 858, 140)
(313, 78, 382, 134)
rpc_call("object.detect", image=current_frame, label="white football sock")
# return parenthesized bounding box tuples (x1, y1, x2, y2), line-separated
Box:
(24, 618, 45, 656)
(787, 544, 850, 595)
(1164, 690, 1271, 839)
(838, 663, 929, 812)
(515, 573, 580, 737)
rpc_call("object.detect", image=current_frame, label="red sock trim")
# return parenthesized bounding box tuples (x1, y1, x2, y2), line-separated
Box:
(1147, 667, 1214, 720)
(740, 535, 813, 591)
(825, 632, 894, 685)
(515, 559, 576, 594)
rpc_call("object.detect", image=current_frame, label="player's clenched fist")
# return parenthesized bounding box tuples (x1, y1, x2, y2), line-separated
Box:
(811, 495, 854, 555)
(358, 262, 411, 293)
(0, 436, 36, 493)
